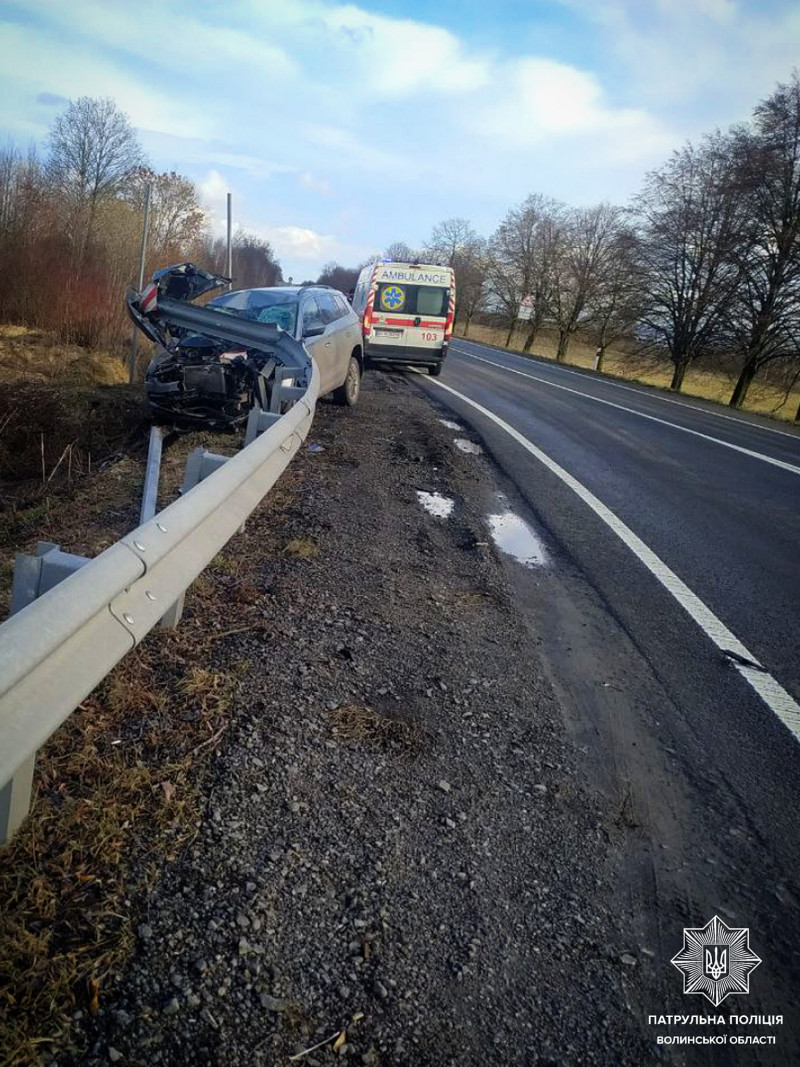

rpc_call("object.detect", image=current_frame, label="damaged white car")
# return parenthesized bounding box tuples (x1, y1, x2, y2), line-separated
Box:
(126, 263, 362, 430)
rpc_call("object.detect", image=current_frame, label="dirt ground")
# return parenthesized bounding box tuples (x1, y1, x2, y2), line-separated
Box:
(0, 371, 668, 1066)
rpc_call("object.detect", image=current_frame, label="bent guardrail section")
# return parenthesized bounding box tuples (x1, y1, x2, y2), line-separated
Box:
(0, 360, 320, 845)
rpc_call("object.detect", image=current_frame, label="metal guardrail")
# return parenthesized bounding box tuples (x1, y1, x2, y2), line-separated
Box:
(0, 360, 320, 844)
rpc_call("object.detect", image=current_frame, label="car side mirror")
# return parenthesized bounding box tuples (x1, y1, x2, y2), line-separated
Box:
(303, 324, 325, 338)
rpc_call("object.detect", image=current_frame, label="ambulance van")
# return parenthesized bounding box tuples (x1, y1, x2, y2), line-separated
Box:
(351, 261, 456, 376)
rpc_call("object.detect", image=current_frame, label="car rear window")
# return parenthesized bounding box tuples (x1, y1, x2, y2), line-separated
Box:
(374, 283, 449, 317)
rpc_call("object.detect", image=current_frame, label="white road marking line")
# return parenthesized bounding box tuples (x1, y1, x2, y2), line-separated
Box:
(414, 370, 800, 744)
(451, 348, 800, 477)
(451, 340, 800, 443)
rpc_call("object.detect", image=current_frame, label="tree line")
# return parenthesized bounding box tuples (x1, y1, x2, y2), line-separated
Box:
(321, 72, 800, 417)
(2, 78, 798, 416)
(0, 96, 282, 351)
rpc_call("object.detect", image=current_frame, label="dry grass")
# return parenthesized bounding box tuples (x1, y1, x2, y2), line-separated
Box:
(0, 381, 143, 490)
(0, 426, 281, 1066)
(0, 630, 235, 1067)
(458, 323, 800, 422)
(284, 536, 320, 560)
(329, 704, 427, 756)
(0, 325, 144, 520)
(0, 325, 128, 388)
(0, 455, 145, 612)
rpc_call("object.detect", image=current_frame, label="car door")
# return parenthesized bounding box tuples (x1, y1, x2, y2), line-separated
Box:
(317, 292, 350, 387)
(300, 294, 337, 395)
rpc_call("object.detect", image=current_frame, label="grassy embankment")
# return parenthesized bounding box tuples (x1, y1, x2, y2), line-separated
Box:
(458, 322, 800, 423)
(0, 324, 263, 1066)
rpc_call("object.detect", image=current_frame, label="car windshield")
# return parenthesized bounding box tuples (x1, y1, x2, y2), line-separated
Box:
(208, 290, 299, 334)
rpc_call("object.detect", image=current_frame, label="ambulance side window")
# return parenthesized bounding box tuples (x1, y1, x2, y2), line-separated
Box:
(352, 283, 367, 315)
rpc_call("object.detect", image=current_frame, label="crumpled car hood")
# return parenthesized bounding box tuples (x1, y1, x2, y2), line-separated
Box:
(126, 262, 230, 348)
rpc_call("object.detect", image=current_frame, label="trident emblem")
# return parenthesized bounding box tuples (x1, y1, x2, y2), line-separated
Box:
(705, 946, 728, 980)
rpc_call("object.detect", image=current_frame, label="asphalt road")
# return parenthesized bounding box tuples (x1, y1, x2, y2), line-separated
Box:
(411, 337, 800, 1063)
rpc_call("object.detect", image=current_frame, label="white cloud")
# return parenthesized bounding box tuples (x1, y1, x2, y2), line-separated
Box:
(19, 0, 297, 83)
(0, 22, 208, 139)
(198, 170, 230, 234)
(474, 57, 674, 164)
(197, 169, 369, 273)
(299, 171, 331, 196)
(559, 0, 800, 116)
(320, 6, 491, 97)
(265, 225, 339, 261)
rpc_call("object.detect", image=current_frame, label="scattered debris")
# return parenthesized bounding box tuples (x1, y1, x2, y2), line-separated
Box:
(416, 490, 454, 519)
(453, 438, 482, 454)
(288, 1029, 344, 1062)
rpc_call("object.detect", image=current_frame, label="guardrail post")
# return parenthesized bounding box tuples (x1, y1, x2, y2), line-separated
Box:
(245, 406, 282, 447)
(161, 447, 233, 630)
(269, 369, 299, 413)
(10, 542, 91, 615)
(140, 425, 165, 524)
(0, 754, 35, 846)
(159, 595, 184, 630)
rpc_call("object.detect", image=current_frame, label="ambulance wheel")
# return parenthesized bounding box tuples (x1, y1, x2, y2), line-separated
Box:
(428, 363, 443, 377)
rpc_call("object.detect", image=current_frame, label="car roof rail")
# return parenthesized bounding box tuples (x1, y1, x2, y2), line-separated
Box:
(299, 283, 336, 290)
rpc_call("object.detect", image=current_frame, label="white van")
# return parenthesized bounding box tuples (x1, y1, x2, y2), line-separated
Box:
(351, 261, 456, 376)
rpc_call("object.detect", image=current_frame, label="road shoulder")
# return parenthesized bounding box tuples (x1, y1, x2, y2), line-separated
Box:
(54, 373, 655, 1066)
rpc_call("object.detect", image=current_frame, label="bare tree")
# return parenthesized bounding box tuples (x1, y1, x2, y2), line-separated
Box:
(551, 203, 627, 361)
(0, 143, 54, 326)
(485, 252, 524, 345)
(487, 195, 562, 349)
(203, 229, 282, 288)
(723, 72, 800, 410)
(231, 231, 282, 288)
(424, 217, 477, 266)
(46, 97, 143, 258)
(422, 217, 489, 333)
(384, 240, 418, 262)
(519, 198, 563, 354)
(126, 167, 206, 263)
(633, 133, 745, 391)
(452, 236, 488, 336)
(317, 260, 361, 294)
(584, 225, 642, 371)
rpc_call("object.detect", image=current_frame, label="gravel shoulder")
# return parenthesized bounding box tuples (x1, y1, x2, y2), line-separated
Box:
(54, 372, 655, 1066)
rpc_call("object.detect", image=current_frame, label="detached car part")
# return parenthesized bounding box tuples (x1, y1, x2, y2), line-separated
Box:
(126, 262, 311, 430)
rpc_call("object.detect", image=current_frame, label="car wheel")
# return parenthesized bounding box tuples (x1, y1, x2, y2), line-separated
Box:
(334, 355, 361, 406)
(428, 363, 443, 377)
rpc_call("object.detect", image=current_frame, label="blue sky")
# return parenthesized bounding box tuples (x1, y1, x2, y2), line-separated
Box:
(1, 0, 799, 280)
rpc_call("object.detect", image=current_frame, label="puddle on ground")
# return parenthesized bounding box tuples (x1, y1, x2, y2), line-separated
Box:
(417, 491, 455, 519)
(487, 510, 548, 567)
(453, 438, 483, 455)
(438, 418, 463, 431)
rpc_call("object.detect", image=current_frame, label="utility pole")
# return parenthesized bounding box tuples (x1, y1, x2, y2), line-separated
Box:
(129, 182, 151, 385)
(226, 192, 233, 289)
